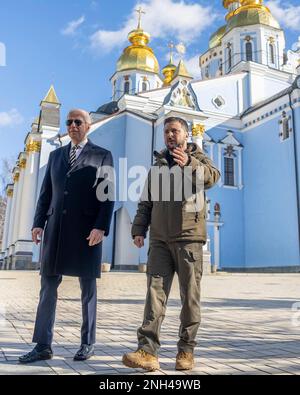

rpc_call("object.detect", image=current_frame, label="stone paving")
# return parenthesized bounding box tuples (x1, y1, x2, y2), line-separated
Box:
(0, 271, 300, 375)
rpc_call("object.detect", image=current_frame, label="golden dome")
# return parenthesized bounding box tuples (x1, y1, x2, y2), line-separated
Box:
(162, 63, 176, 86)
(116, 24, 160, 74)
(226, 6, 280, 32)
(162, 43, 177, 86)
(209, 25, 226, 49)
(225, 0, 280, 31)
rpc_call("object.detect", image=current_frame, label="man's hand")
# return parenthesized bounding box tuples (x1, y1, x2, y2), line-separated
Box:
(134, 236, 144, 248)
(87, 229, 105, 246)
(32, 228, 44, 245)
(172, 147, 189, 167)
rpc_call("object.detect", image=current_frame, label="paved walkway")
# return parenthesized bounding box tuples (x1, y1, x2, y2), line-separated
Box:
(0, 271, 300, 375)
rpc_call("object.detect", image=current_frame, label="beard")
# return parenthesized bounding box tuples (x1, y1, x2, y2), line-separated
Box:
(167, 138, 186, 151)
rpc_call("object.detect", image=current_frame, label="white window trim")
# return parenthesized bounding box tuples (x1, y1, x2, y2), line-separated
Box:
(218, 143, 243, 189)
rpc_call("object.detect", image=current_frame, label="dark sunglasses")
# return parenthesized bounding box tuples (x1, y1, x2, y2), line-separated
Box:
(66, 119, 84, 127)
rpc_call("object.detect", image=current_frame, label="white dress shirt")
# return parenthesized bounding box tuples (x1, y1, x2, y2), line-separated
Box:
(70, 138, 88, 160)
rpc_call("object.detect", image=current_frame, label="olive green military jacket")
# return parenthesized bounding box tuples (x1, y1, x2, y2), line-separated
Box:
(131, 143, 220, 244)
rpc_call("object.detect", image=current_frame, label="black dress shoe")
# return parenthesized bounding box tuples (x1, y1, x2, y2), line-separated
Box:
(73, 344, 94, 361)
(19, 346, 53, 364)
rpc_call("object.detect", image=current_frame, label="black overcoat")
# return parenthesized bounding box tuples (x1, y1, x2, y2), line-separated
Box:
(33, 140, 114, 278)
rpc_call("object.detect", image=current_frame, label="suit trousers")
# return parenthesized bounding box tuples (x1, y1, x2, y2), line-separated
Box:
(32, 275, 97, 346)
(137, 240, 203, 356)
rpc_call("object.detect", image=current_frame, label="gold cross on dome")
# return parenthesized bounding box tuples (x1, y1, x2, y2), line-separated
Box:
(168, 41, 174, 63)
(136, 6, 146, 28)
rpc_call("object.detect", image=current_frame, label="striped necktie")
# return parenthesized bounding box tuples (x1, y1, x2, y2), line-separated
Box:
(69, 145, 79, 169)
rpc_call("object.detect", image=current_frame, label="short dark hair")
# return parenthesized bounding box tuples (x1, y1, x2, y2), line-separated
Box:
(164, 117, 189, 133)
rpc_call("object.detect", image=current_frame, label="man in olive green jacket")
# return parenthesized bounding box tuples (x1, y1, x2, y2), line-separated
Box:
(122, 117, 220, 372)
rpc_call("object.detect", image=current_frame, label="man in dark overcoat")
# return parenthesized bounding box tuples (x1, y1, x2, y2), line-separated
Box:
(19, 109, 114, 363)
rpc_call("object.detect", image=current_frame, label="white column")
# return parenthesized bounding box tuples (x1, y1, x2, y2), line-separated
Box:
(191, 123, 205, 149)
(7, 168, 20, 249)
(18, 140, 41, 241)
(1, 185, 14, 254)
(12, 153, 26, 245)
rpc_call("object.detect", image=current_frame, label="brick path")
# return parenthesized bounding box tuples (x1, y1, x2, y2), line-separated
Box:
(0, 271, 300, 375)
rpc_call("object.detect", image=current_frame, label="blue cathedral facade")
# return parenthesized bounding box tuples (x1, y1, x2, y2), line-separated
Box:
(1, 0, 300, 272)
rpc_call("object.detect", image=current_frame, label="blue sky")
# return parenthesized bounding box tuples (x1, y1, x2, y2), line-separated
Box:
(0, 0, 300, 166)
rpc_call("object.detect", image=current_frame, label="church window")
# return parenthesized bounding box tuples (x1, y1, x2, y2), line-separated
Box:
(224, 157, 235, 186)
(205, 66, 209, 79)
(246, 42, 253, 61)
(227, 44, 232, 70)
(124, 81, 130, 94)
(269, 43, 275, 64)
(142, 81, 148, 92)
(113, 80, 116, 99)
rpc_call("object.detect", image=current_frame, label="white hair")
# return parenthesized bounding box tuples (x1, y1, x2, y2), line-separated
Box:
(67, 109, 92, 124)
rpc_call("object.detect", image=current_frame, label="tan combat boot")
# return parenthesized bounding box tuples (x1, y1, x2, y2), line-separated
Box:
(122, 349, 160, 371)
(175, 351, 194, 370)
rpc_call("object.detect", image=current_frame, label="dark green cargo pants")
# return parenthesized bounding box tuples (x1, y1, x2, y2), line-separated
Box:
(137, 240, 203, 356)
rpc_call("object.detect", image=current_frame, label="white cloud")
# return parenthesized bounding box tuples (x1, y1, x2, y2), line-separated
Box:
(0, 109, 24, 128)
(266, 0, 300, 31)
(183, 55, 202, 79)
(90, 0, 218, 52)
(61, 15, 85, 36)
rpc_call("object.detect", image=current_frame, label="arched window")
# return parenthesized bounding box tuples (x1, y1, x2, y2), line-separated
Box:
(205, 66, 209, 79)
(269, 43, 275, 64)
(246, 42, 253, 61)
(224, 157, 235, 186)
(228, 45, 232, 70)
(113, 80, 116, 98)
(142, 81, 148, 92)
(124, 81, 130, 94)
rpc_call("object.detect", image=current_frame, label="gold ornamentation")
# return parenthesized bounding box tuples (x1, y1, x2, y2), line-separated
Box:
(13, 172, 20, 183)
(26, 140, 41, 153)
(19, 158, 27, 169)
(192, 124, 205, 137)
(41, 85, 60, 105)
(7, 189, 13, 198)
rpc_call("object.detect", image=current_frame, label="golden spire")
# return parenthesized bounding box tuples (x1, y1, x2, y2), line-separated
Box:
(128, 7, 149, 46)
(173, 59, 192, 79)
(41, 85, 60, 105)
(162, 42, 177, 86)
(136, 6, 146, 29)
(168, 41, 174, 65)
